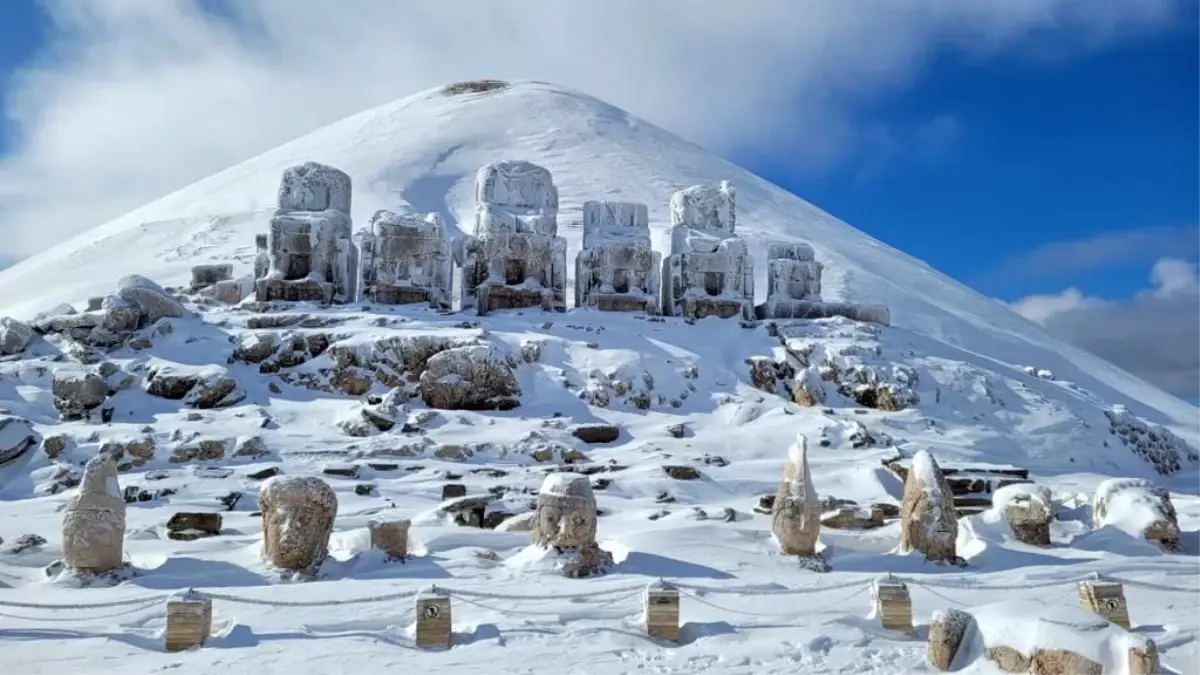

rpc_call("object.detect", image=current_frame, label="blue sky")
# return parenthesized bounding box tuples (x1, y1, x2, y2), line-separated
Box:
(0, 1, 1196, 399)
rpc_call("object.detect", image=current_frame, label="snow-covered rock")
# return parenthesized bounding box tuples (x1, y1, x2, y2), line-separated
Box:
(899, 449, 959, 562)
(51, 369, 109, 420)
(0, 317, 35, 355)
(61, 454, 126, 573)
(145, 364, 243, 409)
(418, 344, 520, 411)
(1092, 478, 1180, 551)
(258, 475, 337, 573)
(113, 274, 187, 324)
(190, 264, 232, 290)
(0, 415, 40, 465)
(1104, 406, 1198, 475)
(575, 200, 660, 314)
(359, 209, 453, 309)
(776, 318, 919, 410)
(771, 433, 823, 559)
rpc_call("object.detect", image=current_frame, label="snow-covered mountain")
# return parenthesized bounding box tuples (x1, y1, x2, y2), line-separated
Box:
(0, 80, 1195, 674)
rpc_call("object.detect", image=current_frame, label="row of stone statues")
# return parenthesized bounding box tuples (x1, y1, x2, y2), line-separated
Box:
(245, 159, 888, 323)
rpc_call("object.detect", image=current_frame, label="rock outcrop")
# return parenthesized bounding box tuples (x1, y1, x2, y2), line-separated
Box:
(258, 476, 338, 573)
(62, 454, 127, 573)
(898, 450, 959, 563)
(418, 345, 520, 410)
(0, 415, 41, 465)
(0, 317, 36, 355)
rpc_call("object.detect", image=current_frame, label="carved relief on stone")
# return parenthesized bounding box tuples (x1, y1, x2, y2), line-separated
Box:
(255, 162, 358, 304)
(575, 200, 660, 313)
(460, 160, 567, 315)
(360, 210, 453, 309)
(661, 181, 754, 320)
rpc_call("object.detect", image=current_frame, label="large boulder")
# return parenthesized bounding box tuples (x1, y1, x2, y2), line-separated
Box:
(51, 369, 109, 420)
(258, 476, 337, 573)
(145, 365, 243, 409)
(114, 275, 187, 324)
(61, 454, 127, 573)
(531, 474, 611, 577)
(418, 345, 520, 410)
(899, 449, 959, 562)
(1092, 478, 1180, 551)
(0, 415, 41, 465)
(0, 317, 36, 355)
(771, 433, 824, 566)
(996, 483, 1054, 546)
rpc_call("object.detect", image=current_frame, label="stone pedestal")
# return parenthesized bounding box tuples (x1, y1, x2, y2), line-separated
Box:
(644, 582, 680, 642)
(415, 589, 452, 649)
(872, 577, 913, 635)
(164, 590, 212, 652)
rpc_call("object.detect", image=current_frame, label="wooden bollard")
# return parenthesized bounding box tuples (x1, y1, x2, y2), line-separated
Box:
(415, 587, 452, 650)
(1077, 579, 1131, 629)
(872, 577, 913, 635)
(644, 581, 680, 642)
(369, 518, 410, 560)
(1128, 639, 1161, 675)
(164, 589, 212, 652)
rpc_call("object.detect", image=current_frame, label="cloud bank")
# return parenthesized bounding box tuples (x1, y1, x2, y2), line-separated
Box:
(1011, 258, 1200, 398)
(0, 0, 1187, 259)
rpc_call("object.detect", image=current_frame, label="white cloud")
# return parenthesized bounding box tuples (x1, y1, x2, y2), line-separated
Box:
(985, 225, 1200, 284)
(0, 0, 1187, 258)
(1011, 258, 1200, 398)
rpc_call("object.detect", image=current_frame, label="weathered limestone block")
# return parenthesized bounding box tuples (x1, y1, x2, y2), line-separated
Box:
(661, 181, 754, 320)
(190, 264, 233, 290)
(772, 433, 825, 566)
(1092, 478, 1180, 551)
(360, 210, 453, 309)
(62, 454, 126, 573)
(460, 160, 567, 315)
(164, 590, 212, 652)
(0, 415, 41, 465)
(997, 483, 1054, 546)
(52, 369, 108, 420)
(258, 476, 337, 572)
(575, 200, 660, 313)
(368, 518, 410, 560)
(0, 317, 36, 355)
(928, 608, 974, 671)
(257, 162, 357, 304)
(899, 449, 959, 562)
(144, 365, 243, 409)
(532, 474, 612, 578)
(418, 344, 520, 411)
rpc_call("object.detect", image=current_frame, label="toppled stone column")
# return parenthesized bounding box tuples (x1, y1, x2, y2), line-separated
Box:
(1092, 478, 1180, 552)
(531, 474, 612, 577)
(359, 210, 453, 309)
(898, 449, 960, 563)
(661, 181, 754, 320)
(771, 433, 828, 571)
(62, 454, 127, 574)
(256, 162, 357, 304)
(258, 475, 337, 573)
(575, 200, 660, 313)
(460, 160, 567, 315)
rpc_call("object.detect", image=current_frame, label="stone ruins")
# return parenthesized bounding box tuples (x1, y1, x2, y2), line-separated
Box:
(575, 200, 660, 314)
(61, 454, 127, 575)
(240, 159, 890, 325)
(256, 162, 357, 304)
(661, 181, 755, 320)
(360, 210, 454, 309)
(460, 160, 569, 314)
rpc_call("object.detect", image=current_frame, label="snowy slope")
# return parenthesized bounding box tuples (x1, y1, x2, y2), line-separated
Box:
(0, 81, 1197, 674)
(0, 80, 1193, 431)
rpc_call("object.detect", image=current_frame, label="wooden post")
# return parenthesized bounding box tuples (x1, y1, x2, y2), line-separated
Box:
(369, 518, 410, 560)
(644, 581, 680, 642)
(415, 587, 452, 650)
(1077, 578, 1131, 629)
(872, 576, 913, 635)
(164, 589, 212, 652)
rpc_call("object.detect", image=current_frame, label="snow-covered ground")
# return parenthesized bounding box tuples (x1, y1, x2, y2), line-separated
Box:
(0, 80, 1196, 674)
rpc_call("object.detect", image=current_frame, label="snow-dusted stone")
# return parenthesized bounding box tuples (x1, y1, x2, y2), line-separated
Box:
(997, 483, 1054, 546)
(0, 317, 35, 355)
(661, 181, 754, 320)
(253, 234, 270, 281)
(757, 242, 824, 319)
(144, 365, 243, 409)
(258, 476, 337, 572)
(114, 274, 187, 324)
(1104, 406, 1198, 475)
(62, 454, 126, 573)
(256, 162, 357, 304)
(460, 160, 567, 315)
(0, 415, 40, 465)
(574, 200, 660, 314)
(368, 518, 410, 560)
(928, 608, 974, 671)
(1092, 478, 1180, 551)
(531, 473, 612, 578)
(899, 450, 959, 562)
(418, 344, 520, 411)
(771, 433, 826, 569)
(190, 264, 232, 290)
(359, 210, 453, 309)
(52, 369, 108, 420)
